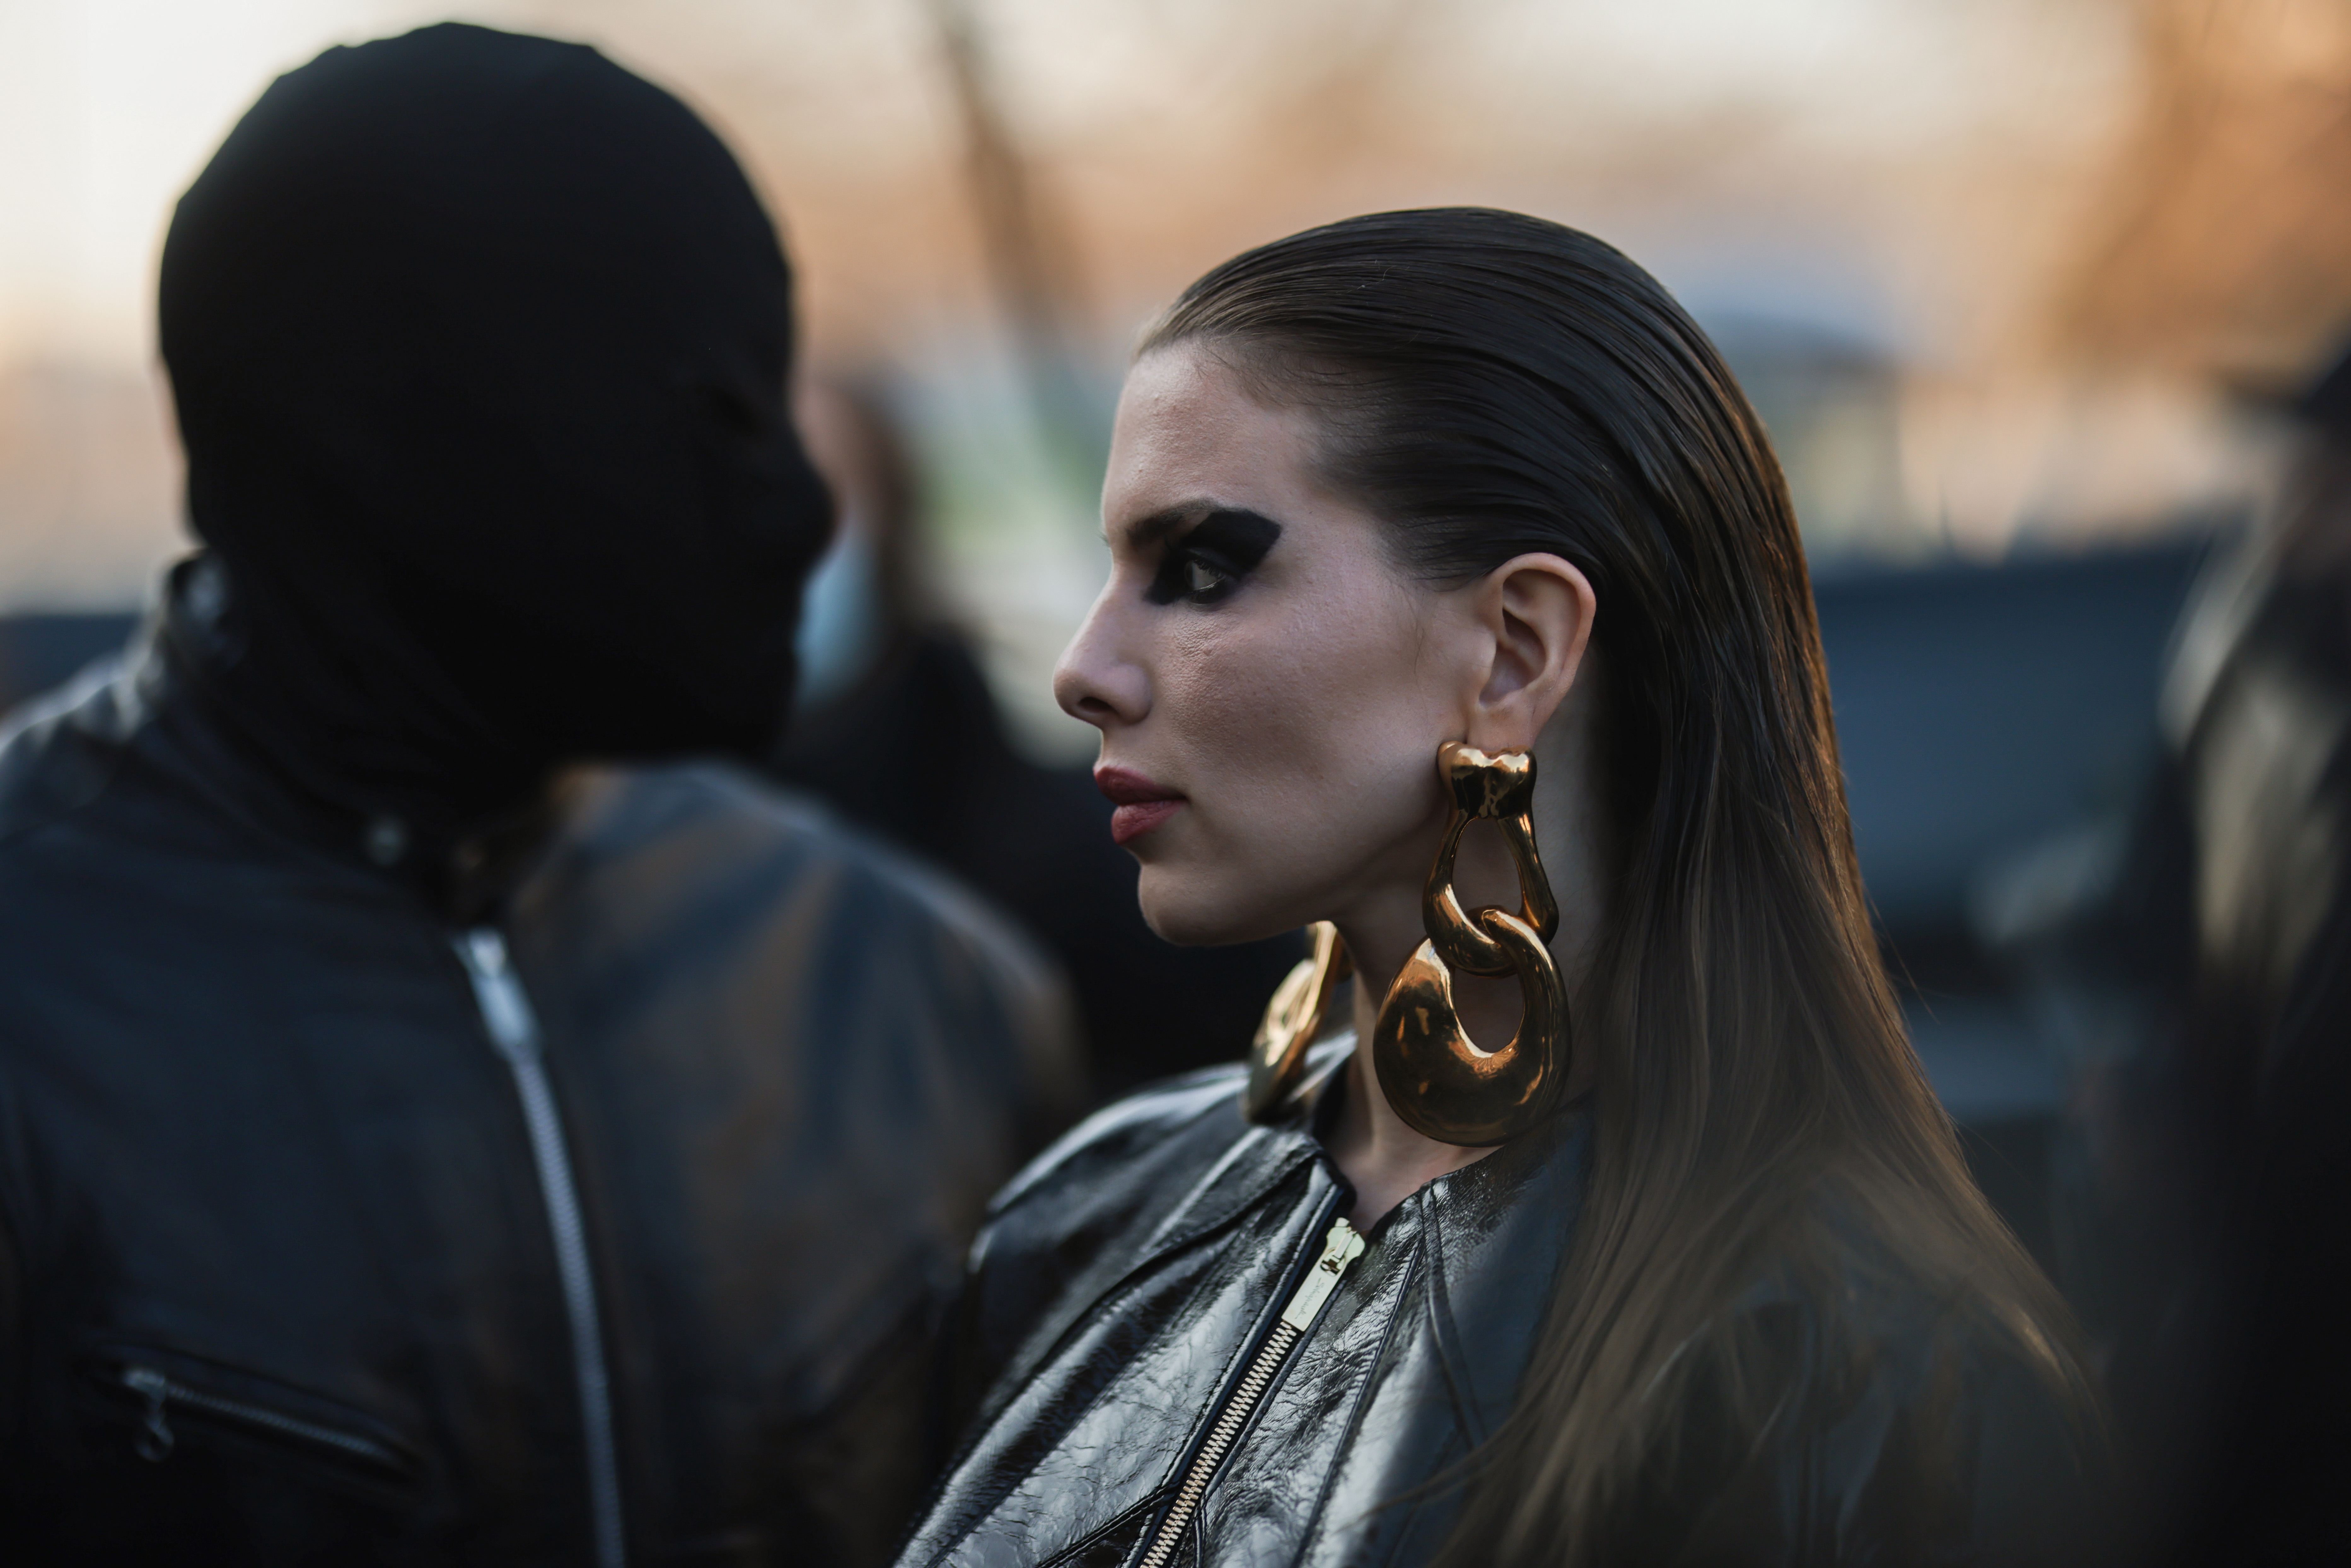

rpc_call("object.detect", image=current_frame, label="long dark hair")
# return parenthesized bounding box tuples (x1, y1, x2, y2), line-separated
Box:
(1143, 208, 2091, 1561)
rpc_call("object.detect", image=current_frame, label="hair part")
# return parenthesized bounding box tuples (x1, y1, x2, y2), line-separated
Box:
(1143, 208, 2093, 1563)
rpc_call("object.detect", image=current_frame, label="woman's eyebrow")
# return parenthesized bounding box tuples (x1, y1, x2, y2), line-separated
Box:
(1111, 506, 1193, 549)
(1111, 503, 1282, 550)
(1110, 505, 1279, 550)
(1180, 508, 1282, 563)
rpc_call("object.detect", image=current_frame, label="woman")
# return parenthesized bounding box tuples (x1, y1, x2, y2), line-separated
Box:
(897, 209, 2100, 1567)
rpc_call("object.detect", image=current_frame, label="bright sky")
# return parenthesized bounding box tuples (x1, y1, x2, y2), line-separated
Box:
(0, 0, 414, 360)
(0, 0, 2133, 365)
(5, 0, 2266, 647)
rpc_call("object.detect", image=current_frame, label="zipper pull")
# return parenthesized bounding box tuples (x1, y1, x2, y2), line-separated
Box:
(124, 1366, 174, 1461)
(456, 928, 541, 1066)
(1279, 1217, 1367, 1333)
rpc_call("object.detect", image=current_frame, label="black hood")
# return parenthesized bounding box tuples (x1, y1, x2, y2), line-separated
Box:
(159, 23, 833, 833)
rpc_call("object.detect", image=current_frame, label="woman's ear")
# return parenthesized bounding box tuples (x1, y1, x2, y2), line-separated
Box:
(1462, 553, 1596, 753)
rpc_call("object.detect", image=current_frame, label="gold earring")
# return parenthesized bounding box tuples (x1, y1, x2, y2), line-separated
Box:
(1244, 920, 1353, 1122)
(1371, 740, 1572, 1146)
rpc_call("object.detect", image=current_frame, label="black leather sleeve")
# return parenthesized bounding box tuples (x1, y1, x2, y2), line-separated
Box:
(936, 1069, 1247, 1444)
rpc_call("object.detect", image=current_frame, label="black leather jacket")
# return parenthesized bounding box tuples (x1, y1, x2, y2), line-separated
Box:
(0, 598, 1078, 1565)
(898, 1045, 2100, 1568)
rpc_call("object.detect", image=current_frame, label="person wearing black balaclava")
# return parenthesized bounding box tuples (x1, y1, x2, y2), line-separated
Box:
(169, 14, 825, 840)
(0, 23, 1077, 1566)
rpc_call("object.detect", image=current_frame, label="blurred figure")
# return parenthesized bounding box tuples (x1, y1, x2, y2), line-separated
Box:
(2013, 346, 2351, 1564)
(2151, 346, 2351, 1563)
(0, 26, 1071, 1567)
(772, 378, 1300, 1097)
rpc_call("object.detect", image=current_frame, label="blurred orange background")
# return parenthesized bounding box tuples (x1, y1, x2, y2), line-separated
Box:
(6, 0, 2351, 753)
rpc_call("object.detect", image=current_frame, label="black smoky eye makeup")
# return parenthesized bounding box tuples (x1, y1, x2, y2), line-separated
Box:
(1143, 508, 1283, 606)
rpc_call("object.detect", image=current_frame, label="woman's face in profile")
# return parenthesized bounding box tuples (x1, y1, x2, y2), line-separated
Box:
(1055, 342, 1478, 946)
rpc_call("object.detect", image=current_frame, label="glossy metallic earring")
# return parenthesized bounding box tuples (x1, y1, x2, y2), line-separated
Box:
(1244, 920, 1352, 1122)
(1371, 740, 1571, 1146)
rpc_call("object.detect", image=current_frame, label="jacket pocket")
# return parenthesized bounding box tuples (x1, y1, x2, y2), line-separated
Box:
(84, 1342, 424, 1500)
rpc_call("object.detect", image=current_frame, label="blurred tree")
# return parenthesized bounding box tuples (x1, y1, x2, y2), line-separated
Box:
(2056, 0, 2351, 385)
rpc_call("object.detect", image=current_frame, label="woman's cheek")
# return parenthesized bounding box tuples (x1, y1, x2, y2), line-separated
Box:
(1167, 615, 1292, 753)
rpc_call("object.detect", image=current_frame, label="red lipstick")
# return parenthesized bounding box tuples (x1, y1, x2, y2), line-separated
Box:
(1094, 766, 1186, 846)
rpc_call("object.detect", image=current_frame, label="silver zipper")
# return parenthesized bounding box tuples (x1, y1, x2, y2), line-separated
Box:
(122, 1364, 405, 1470)
(456, 928, 627, 1568)
(1136, 1216, 1367, 1568)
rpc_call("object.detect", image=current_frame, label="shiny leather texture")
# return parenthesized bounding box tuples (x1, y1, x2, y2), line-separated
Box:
(0, 594, 1079, 1565)
(899, 1046, 2101, 1567)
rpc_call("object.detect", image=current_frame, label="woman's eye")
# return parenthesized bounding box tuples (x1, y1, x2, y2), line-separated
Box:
(1140, 510, 1279, 606)
(1183, 558, 1231, 600)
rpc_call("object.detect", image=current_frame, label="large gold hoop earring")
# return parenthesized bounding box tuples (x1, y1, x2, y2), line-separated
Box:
(1371, 741, 1573, 1146)
(1244, 920, 1352, 1123)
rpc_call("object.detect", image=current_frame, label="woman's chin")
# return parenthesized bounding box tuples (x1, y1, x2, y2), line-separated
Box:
(1135, 870, 1295, 949)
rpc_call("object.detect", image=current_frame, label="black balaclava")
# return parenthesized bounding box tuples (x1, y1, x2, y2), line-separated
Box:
(160, 23, 833, 837)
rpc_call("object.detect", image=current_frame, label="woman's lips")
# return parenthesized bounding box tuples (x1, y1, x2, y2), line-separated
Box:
(1094, 766, 1187, 846)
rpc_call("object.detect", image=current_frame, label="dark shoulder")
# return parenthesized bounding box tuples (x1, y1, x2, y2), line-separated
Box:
(980, 1060, 1257, 1244)
(1624, 1256, 2104, 1567)
(549, 763, 1068, 1014)
(0, 654, 148, 851)
(944, 1056, 1299, 1423)
(556, 763, 999, 931)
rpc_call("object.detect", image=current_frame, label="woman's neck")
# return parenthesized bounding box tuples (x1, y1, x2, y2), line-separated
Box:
(1321, 711, 1610, 1231)
(1323, 983, 1498, 1231)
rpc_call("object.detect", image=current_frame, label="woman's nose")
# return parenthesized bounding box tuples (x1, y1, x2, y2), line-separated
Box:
(1053, 591, 1150, 731)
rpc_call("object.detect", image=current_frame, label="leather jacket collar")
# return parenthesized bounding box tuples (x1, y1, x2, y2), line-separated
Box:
(911, 1042, 1592, 1568)
(125, 555, 566, 923)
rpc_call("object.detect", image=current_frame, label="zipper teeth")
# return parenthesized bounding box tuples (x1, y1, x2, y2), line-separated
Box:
(1135, 1321, 1303, 1568)
(124, 1366, 402, 1467)
(1133, 1214, 1364, 1566)
(457, 929, 627, 1568)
